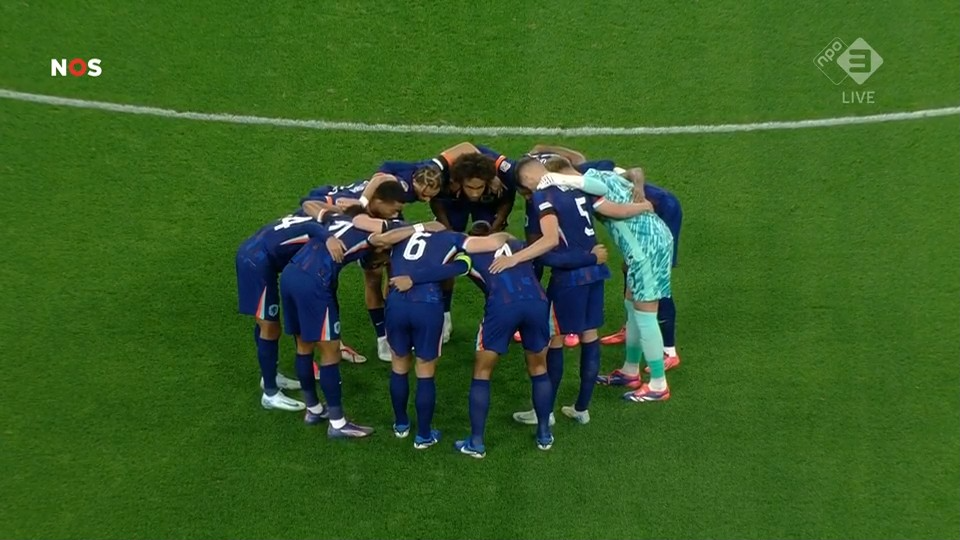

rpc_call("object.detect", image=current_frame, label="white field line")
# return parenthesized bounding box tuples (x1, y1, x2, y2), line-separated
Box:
(1, 88, 958, 137)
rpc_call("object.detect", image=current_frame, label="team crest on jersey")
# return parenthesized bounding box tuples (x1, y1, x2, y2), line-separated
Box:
(333, 321, 342, 334)
(268, 304, 279, 317)
(498, 160, 512, 173)
(400, 180, 409, 192)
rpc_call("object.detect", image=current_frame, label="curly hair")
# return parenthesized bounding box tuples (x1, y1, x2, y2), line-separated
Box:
(450, 153, 496, 185)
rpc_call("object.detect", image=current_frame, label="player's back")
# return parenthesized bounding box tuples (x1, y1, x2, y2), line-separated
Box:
(288, 215, 372, 283)
(469, 239, 547, 306)
(241, 215, 330, 272)
(388, 230, 465, 303)
(534, 186, 610, 287)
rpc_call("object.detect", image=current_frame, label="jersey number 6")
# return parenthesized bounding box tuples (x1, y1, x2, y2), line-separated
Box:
(402, 231, 432, 261)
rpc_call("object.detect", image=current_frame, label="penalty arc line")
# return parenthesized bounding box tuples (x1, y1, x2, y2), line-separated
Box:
(1, 88, 958, 137)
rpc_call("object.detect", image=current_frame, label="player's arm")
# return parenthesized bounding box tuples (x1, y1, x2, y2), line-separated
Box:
(429, 198, 454, 229)
(352, 214, 392, 233)
(488, 213, 559, 273)
(357, 173, 399, 206)
(539, 248, 598, 269)
(594, 199, 653, 219)
(367, 222, 444, 248)
(462, 232, 513, 254)
(401, 253, 472, 284)
(439, 142, 481, 165)
(530, 144, 587, 166)
(301, 200, 340, 218)
(489, 192, 514, 232)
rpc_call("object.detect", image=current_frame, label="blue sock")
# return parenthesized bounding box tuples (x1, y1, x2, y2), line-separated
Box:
(469, 378, 491, 448)
(318, 364, 343, 421)
(530, 373, 552, 439)
(575, 339, 601, 411)
(368, 307, 386, 339)
(390, 371, 410, 427)
(546, 347, 564, 407)
(415, 376, 436, 439)
(257, 338, 280, 395)
(294, 353, 319, 407)
(658, 297, 677, 348)
(442, 289, 453, 313)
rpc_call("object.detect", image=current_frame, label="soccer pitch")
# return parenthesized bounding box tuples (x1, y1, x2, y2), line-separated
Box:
(1, 2, 958, 539)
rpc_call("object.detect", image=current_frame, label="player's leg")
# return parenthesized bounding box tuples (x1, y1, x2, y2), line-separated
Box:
(318, 318, 374, 438)
(597, 295, 643, 388)
(657, 197, 682, 366)
(410, 305, 445, 449)
(519, 299, 554, 450)
(624, 235, 673, 403)
(562, 281, 604, 424)
(363, 266, 390, 362)
(279, 269, 333, 423)
(600, 263, 629, 345)
(513, 295, 567, 426)
(455, 349, 498, 459)
(237, 255, 302, 409)
(385, 300, 413, 437)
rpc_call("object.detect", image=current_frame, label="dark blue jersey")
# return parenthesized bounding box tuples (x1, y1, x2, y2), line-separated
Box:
(468, 239, 547, 305)
(532, 187, 610, 287)
(239, 215, 331, 273)
(388, 230, 467, 303)
(287, 214, 373, 286)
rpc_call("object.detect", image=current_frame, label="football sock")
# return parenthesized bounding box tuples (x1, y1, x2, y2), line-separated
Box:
(318, 364, 344, 421)
(659, 296, 677, 349)
(469, 378, 491, 448)
(294, 353, 319, 407)
(623, 299, 642, 376)
(634, 309, 667, 391)
(415, 377, 436, 439)
(256, 327, 280, 395)
(368, 307, 386, 339)
(546, 347, 564, 407)
(530, 373, 552, 440)
(389, 371, 410, 427)
(575, 339, 601, 412)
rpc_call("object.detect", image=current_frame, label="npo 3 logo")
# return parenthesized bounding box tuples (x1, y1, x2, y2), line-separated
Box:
(51, 58, 102, 77)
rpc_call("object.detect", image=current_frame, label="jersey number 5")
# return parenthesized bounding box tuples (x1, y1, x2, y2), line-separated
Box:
(575, 197, 596, 237)
(402, 232, 432, 261)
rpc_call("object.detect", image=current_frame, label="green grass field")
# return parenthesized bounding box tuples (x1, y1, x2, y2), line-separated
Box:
(2, 2, 959, 539)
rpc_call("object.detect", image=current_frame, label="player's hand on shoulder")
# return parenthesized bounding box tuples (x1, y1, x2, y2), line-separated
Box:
(591, 244, 608, 264)
(336, 198, 361, 210)
(488, 177, 505, 196)
(326, 236, 346, 262)
(389, 275, 414, 292)
(633, 199, 654, 212)
(488, 254, 517, 274)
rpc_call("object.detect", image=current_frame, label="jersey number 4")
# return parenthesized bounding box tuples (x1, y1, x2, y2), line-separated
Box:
(402, 231, 431, 261)
(494, 243, 513, 259)
(575, 197, 596, 237)
(274, 215, 314, 231)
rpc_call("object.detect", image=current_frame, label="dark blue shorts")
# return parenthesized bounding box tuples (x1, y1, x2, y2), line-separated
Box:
(546, 281, 605, 335)
(279, 266, 341, 342)
(476, 299, 549, 354)
(438, 199, 505, 232)
(385, 299, 444, 360)
(236, 250, 280, 321)
(655, 196, 682, 267)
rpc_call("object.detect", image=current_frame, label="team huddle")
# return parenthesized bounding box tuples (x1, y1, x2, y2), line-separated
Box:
(235, 143, 683, 458)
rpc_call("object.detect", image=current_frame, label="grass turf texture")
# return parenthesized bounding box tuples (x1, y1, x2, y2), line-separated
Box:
(1, 1, 958, 539)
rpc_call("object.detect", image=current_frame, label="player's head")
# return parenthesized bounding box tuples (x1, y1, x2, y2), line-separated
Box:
(412, 166, 443, 202)
(515, 156, 547, 192)
(468, 220, 493, 237)
(451, 153, 497, 202)
(543, 155, 578, 175)
(368, 180, 406, 218)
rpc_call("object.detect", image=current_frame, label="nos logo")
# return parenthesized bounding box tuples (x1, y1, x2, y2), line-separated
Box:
(51, 58, 102, 77)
